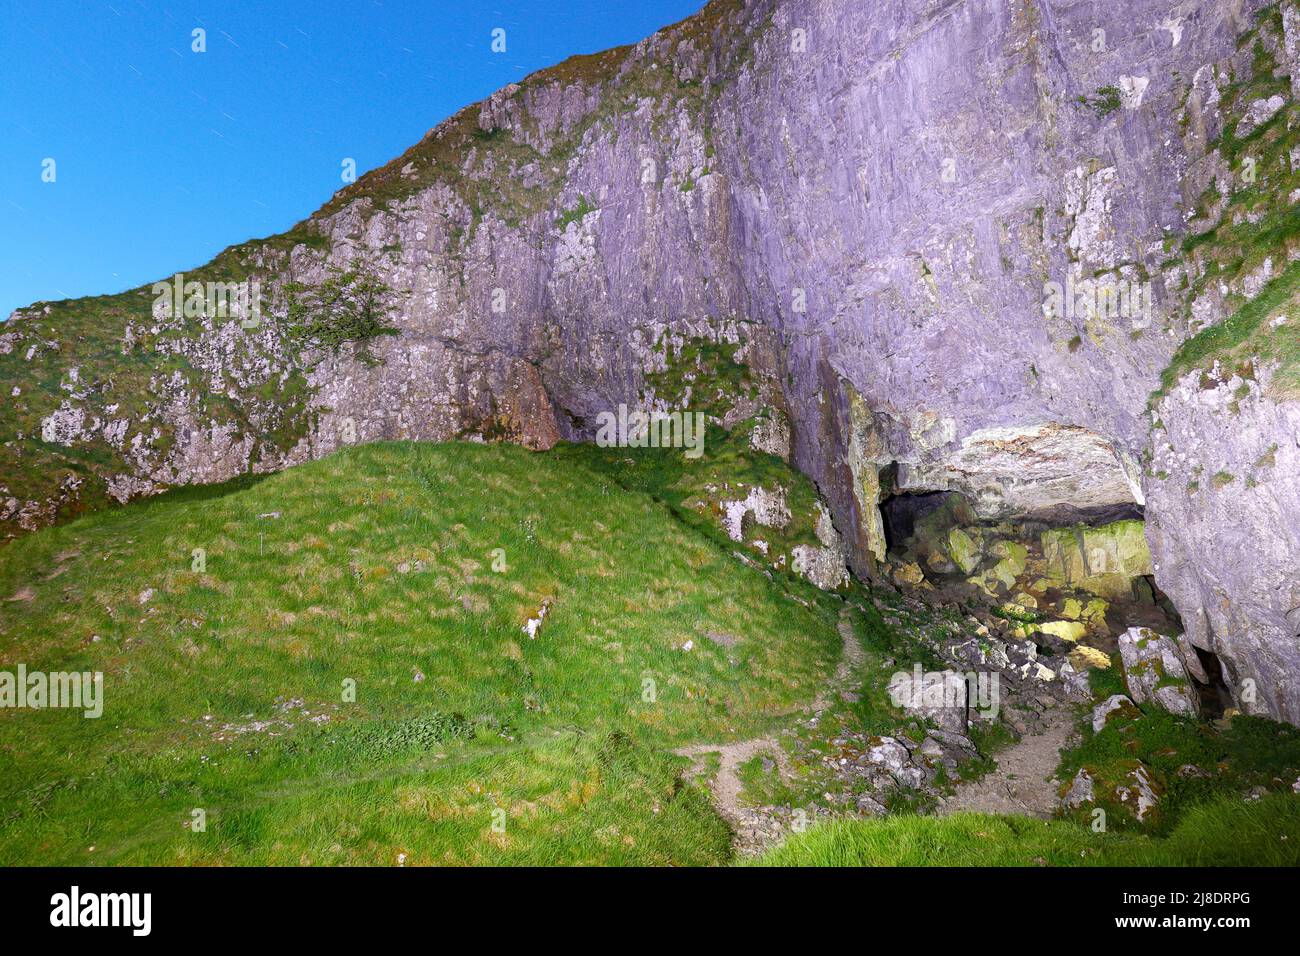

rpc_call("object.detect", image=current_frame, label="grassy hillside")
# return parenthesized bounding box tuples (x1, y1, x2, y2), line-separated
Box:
(749, 793, 1300, 867)
(0, 440, 852, 865)
(4, 438, 1299, 866)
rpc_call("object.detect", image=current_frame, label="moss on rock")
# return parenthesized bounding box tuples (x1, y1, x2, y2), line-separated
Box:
(1041, 519, 1152, 597)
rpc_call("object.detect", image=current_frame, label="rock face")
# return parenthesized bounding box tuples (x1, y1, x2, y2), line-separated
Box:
(1148, 365, 1300, 721)
(1041, 519, 1153, 600)
(2, 1, 1297, 718)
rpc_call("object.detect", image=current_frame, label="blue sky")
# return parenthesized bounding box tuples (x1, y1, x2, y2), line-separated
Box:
(0, 0, 702, 316)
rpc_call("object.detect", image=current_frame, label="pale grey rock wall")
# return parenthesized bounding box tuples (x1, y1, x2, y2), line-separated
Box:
(1148, 363, 1300, 722)
(716, 0, 1263, 561)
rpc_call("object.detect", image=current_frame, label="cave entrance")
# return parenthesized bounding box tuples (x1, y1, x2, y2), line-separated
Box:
(879, 486, 962, 554)
(1190, 644, 1234, 719)
(1112, 574, 1184, 636)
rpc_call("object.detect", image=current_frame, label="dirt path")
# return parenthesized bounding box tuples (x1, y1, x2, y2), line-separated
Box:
(676, 608, 861, 851)
(939, 701, 1077, 818)
(678, 604, 1078, 848)
(814, 608, 864, 710)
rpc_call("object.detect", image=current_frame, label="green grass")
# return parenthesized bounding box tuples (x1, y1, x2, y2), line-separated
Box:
(1157, 256, 1300, 400)
(0, 440, 849, 865)
(728, 597, 955, 815)
(737, 749, 802, 807)
(1079, 85, 1122, 117)
(4, 440, 1298, 865)
(1088, 654, 1127, 699)
(553, 421, 827, 571)
(1055, 708, 1300, 834)
(641, 336, 757, 421)
(748, 793, 1300, 866)
(555, 195, 596, 231)
(283, 264, 400, 365)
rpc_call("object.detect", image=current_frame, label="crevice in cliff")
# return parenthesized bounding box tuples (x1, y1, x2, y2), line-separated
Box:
(1190, 644, 1233, 720)
(1141, 575, 1182, 628)
(1023, 501, 1145, 527)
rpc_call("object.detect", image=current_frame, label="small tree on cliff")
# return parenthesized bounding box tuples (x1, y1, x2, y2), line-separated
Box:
(282, 263, 399, 367)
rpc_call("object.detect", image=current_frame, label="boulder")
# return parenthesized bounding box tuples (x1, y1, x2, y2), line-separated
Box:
(1117, 627, 1200, 718)
(886, 667, 970, 733)
(864, 736, 928, 789)
(1060, 768, 1095, 811)
(789, 502, 851, 591)
(1058, 660, 1092, 700)
(1114, 762, 1163, 824)
(1060, 760, 1163, 825)
(1092, 694, 1139, 733)
(1036, 619, 1087, 643)
(987, 540, 1028, 589)
(1068, 644, 1113, 672)
(891, 559, 926, 587)
(946, 528, 981, 574)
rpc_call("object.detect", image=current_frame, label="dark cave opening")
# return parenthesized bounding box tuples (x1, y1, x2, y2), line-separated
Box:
(1023, 501, 1145, 526)
(1112, 574, 1185, 635)
(1144, 575, 1182, 626)
(879, 488, 960, 554)
(875, 477, 1195, 654)
(1191, 644, 1234, 719)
